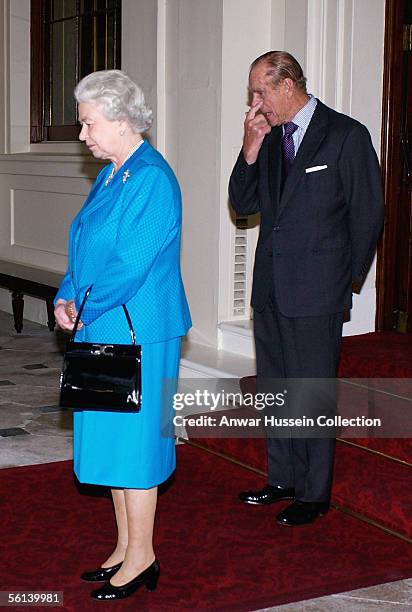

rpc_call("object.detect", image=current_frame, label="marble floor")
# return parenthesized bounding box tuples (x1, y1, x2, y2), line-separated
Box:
(0, 310, 410, 611)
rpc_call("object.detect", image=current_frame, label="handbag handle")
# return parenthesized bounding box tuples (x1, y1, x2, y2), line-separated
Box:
(70, 285, 136, 345)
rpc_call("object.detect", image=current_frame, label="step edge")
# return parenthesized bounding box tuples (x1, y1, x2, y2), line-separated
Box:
(337, 438, 412, 468)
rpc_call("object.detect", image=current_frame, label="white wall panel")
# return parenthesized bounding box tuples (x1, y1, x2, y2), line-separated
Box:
(0, 166, 96, 271)
(9, 0, 30, 153)
(11, 189, 84, 255)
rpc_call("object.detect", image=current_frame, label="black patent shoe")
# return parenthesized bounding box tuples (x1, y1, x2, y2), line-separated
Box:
(239, 484, 295, 505)
(91, 559, 160, 600)
(276, 501, 329, 526)
(81, 562, 123, 582)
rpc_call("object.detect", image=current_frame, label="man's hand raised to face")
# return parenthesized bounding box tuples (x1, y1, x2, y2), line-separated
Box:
(243, 101, 272, 165)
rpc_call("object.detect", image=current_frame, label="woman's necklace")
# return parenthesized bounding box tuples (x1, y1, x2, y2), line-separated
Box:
(104, 139, 144, 187)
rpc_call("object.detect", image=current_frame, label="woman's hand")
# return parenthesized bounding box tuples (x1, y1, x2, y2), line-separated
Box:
(54, 299, 83, 332)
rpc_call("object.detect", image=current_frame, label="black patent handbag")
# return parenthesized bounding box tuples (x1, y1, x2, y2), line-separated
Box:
(59, 286, 141, 412)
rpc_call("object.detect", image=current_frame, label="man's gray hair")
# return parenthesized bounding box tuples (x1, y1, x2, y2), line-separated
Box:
(251, 51, 307, 92)
(74, 69, 153, 132)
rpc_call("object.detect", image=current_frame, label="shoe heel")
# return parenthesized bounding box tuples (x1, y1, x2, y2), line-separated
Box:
(145, 573, 159, 591)
(144, 561, 160, 591)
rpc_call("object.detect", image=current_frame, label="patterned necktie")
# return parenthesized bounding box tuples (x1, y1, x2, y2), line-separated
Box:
(281, 121, 298, 179)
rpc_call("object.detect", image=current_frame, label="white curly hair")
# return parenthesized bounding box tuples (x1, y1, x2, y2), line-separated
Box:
(74, 69, 153, 133)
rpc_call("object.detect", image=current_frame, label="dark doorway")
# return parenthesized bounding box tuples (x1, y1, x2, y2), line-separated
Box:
(377, 0, 412, 332)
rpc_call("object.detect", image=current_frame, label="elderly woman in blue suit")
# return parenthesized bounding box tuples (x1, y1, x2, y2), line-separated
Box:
(54, 70, 191, 602)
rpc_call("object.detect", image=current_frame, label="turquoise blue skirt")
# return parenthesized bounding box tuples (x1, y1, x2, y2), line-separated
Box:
(73, 337, 180, 488)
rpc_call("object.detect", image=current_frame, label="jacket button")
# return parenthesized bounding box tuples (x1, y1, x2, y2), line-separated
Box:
(273, 225, 280, 231)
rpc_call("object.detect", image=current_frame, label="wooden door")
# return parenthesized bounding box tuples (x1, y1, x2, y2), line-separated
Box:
(377, 0, 412, 332)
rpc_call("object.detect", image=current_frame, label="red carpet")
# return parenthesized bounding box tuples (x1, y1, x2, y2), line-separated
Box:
(2, 445, 412, 611)
(339, 331, 412, 378)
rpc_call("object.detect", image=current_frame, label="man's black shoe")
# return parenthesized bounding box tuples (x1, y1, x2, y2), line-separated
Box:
(239, 485, 295, 505)
(276, 500, 329, 526)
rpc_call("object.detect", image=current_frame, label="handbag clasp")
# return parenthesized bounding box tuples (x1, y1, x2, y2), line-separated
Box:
(91, 344, 115, 356)
(102, 345, 115, 356)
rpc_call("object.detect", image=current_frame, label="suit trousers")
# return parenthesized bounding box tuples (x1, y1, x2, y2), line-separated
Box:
(253, 291, 343, 502)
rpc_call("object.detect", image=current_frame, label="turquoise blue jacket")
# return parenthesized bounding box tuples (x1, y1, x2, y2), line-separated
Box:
(55, 140, 191, 344)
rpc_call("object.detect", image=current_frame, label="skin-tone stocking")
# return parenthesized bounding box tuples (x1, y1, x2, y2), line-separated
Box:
(102, 489, 129, 567)
(102, 487, 158, 585)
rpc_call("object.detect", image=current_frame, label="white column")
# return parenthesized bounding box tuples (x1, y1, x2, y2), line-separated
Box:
(218, 0, 273, 329)
(122, 0, 158, 145)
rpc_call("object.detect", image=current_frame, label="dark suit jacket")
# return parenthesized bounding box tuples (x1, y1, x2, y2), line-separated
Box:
(229, 100, 384, 316)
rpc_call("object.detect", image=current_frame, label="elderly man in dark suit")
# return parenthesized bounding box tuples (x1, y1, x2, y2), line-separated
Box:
(229, 51, 384, 526)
